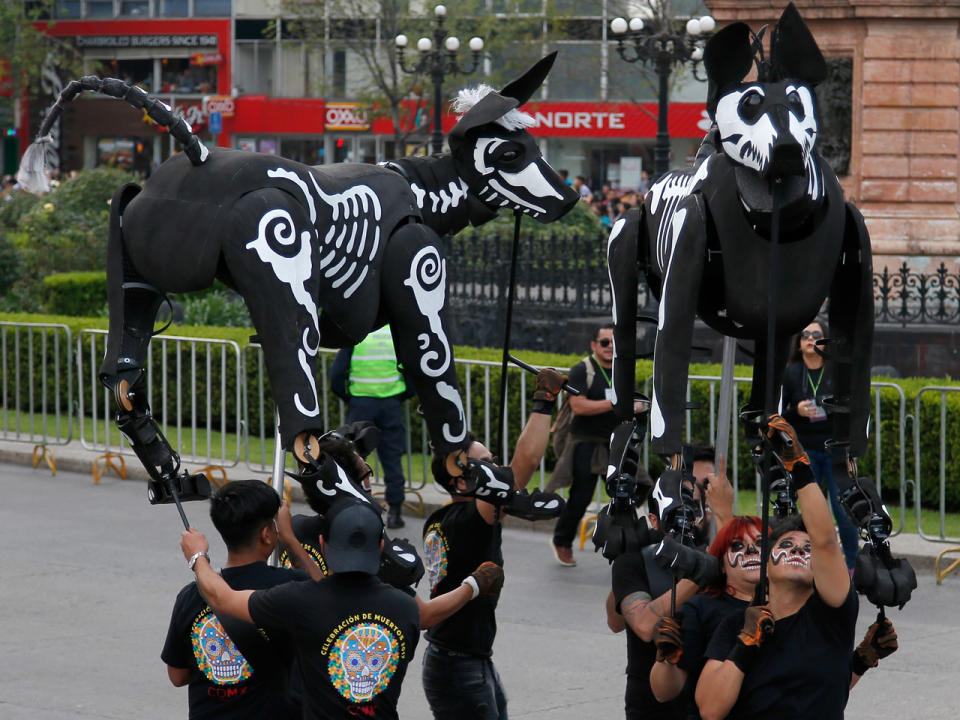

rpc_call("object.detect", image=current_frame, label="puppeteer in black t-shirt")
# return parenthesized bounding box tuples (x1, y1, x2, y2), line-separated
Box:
(278, 514, 330, 576)
(611, 549, 685, 719)
(675, 593, 749, 720)
(704, 586, 858, 720)
(162, 562, 308, 720)
(248, 573, 420, 720)
(422, 501, 503, 657)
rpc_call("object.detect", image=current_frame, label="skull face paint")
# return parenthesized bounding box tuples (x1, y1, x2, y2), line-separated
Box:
(770, 532, 812, 569)
(191, 612, 254, 685)
(726, 534, 762, 571)
(328, 622, 400, 703)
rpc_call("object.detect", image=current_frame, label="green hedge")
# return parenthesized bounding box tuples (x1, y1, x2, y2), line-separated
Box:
(41, 271, 108, 316)
(3, 311, 960, 509)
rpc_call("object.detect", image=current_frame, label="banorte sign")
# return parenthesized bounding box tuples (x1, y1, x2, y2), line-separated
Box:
(325, 103, 369, 131)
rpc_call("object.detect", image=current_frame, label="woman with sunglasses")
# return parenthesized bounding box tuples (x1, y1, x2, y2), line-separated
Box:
(780, 320, 858, 570)
(648, 516, 763, 719)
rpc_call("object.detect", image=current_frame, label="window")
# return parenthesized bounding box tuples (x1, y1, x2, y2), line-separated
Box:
(194, 0, 230, 17)
(86, 0, 115, 17)
(102, 59, 154, 90)
(160, 0, 188, 16)
(119, 0, 150, 15)
(56, 0, 81, 18)
(159, 58, 216, 94)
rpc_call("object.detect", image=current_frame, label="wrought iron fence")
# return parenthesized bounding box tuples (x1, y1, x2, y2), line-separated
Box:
(446, 233, 960, 326)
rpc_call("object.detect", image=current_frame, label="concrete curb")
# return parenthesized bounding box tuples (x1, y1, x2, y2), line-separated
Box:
(6, 440, 950, 573)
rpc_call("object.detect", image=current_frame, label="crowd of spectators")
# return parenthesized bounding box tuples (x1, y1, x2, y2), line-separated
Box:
(563, 169, 652, 227)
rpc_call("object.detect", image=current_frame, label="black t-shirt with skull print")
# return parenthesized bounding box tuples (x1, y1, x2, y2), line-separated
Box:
(162, 562, 308, 720)
(422, 500, 503, 658)
(248, 573, 420, 720)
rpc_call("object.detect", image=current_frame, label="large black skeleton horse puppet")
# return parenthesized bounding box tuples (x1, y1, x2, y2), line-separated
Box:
(21, 53, 579, 516)
(606, 4, 914, 607)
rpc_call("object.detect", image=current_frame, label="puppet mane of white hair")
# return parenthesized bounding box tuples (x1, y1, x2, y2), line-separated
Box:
(451, 84, 535, 131)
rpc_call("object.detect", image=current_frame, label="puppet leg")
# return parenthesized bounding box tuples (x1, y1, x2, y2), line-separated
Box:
(99, 184, 210, 504)
(380, 223, 469, 458)
(221, 188, 326, 459)
(649, 196, 707, 457)
(608, 207, 642, 422)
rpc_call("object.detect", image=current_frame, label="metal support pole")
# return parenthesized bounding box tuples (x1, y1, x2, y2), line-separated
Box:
(269, 407, 285, 567)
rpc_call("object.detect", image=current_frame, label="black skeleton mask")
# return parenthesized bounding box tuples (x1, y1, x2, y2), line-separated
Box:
(448, 53, 579, 223)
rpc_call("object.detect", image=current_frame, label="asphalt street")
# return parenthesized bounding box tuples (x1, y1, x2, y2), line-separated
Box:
(0, 463, 955, 719)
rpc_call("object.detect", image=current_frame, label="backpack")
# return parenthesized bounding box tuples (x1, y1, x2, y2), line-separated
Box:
(551, 357, 595, 457)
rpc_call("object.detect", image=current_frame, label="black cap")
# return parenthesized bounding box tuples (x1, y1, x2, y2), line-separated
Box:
(322, 499, 384, 574)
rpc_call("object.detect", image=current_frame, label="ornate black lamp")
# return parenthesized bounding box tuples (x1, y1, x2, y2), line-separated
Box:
(396, 4, 484, 155)
(610, 8, 715, 179)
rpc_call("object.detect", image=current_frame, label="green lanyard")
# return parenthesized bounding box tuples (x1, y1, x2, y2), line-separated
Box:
(594, 357, 612, 386)
(806, 367, 824, 398)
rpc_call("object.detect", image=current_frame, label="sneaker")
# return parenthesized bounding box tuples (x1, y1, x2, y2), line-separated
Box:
(387, 505, 405, 529)
(552, 541, 576, 567)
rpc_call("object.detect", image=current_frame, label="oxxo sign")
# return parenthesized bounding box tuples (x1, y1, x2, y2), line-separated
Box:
(203, 95, 235, 118)
(325, 103, 369, 131)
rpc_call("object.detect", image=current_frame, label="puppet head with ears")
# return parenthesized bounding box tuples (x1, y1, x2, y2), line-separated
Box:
(447, 52, 580, 224)
(704, 2, 827, 182)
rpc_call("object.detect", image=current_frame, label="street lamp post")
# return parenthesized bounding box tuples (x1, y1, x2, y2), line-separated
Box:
(610, 9, 715, 180)
(396, 5, 484, 155)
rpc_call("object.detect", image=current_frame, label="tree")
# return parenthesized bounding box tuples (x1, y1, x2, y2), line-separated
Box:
(0, 2, 83, 107)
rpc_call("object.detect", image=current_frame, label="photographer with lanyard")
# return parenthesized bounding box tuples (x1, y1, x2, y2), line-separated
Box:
(696, 414, 867, 720)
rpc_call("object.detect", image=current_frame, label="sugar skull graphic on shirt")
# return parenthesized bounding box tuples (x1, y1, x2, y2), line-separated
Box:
(191, 610, 254, 685)
(423, 522, 449, 593)
(328, 622, 400, 703)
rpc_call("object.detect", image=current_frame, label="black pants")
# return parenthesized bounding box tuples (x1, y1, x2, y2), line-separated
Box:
(422, 644, 507, 720)
(553, 441, 599, 548)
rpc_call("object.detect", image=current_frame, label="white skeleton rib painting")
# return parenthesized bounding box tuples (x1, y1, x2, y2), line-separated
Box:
(20, 53, 578, 507)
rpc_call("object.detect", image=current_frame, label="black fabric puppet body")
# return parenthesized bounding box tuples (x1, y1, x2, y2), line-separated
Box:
(21, 54, 578, 506)
(607, 4, 914, 608)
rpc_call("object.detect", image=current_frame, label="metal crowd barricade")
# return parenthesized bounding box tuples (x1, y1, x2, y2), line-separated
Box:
(239, 347, 551, 493)
(0, 322, 73, 466)
(77, 330, 244, 473)
(913, 386, 960, 544)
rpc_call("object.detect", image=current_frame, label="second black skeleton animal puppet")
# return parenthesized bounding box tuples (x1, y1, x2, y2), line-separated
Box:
(19, 54, 578, 509)
(606, 3, 914, 607)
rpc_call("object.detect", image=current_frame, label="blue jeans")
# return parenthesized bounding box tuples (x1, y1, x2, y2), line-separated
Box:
(422, 644, 507, 720)
(808, 448, 859, 569)
(346, 395, 406, 507)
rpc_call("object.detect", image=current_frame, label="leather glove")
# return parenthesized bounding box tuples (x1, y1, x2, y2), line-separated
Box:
(468, 561, 505, 597)
(503, 488, 565, 520)
(728, 605, 775, 672)
(850, 617, 898, 676)
(765, 414, 811, 475)
(533, 367, 567, 414)
(654, 535, 720, 588)
(654, 616, 684, 665)
(854, 543, 917, 608)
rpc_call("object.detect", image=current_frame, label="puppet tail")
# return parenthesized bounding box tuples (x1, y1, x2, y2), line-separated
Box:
(18, 76, 208, 193)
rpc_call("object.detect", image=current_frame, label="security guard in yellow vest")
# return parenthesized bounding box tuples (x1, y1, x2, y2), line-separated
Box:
(331, 326, 412, 528)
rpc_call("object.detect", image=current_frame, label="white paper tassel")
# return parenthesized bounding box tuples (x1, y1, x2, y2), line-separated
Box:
(16, 137, 52, 195)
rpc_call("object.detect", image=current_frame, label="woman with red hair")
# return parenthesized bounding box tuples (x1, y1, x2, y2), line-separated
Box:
(649, 516, 763, 718)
